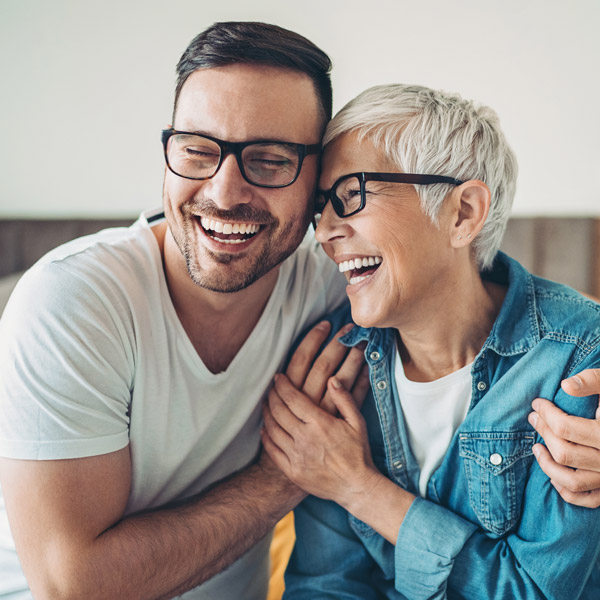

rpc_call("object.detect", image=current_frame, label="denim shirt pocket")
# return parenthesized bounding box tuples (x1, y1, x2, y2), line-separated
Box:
(459, 431, 535, 535)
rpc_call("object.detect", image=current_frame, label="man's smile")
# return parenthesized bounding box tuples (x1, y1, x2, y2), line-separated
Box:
(199, 216, 262, 245)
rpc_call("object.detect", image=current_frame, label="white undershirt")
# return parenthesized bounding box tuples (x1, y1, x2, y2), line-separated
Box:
(394, 349, 473, 496)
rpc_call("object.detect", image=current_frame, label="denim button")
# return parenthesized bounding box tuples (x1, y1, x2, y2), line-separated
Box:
(477, 381, 487, 391)
(490, 453, 503, 466)
(370, 351, 381, 361)
(392, 460, 402, 469)
(376, 380, 387, 390)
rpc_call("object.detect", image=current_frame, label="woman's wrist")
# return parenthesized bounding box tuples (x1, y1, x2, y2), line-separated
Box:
(338, 467, 387, 516)
(341, 470, 416, 545)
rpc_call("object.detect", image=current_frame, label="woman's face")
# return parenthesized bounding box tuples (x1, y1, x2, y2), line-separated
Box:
(316, 131, 455, 330)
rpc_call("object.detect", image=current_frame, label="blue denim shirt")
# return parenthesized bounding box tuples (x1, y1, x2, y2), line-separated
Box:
(285, 252, 600, 600)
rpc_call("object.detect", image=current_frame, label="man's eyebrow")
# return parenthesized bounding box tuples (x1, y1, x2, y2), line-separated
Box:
(174, 129, 293, 144)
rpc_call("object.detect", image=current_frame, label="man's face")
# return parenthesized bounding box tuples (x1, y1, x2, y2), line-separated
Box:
(163, 64, 322, 293)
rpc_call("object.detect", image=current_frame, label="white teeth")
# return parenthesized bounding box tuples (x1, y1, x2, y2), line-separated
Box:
(338, 256, 382, 273)
(209, 237, 247, 244)
(200, 217, 260, 236)
(349, 274, 370, 285)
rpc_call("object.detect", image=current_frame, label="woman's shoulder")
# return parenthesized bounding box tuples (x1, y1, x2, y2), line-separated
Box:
(532, 274, 600, 347)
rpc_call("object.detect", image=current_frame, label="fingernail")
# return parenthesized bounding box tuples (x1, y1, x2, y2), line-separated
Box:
(567, 375, 583, 390)
(340, 323, 354, 334)
(528, 412, 538, 428)
(273, 374, 280, 382)
(315, 320, 330, 331)
(532, 444, 540, 458)
(531, 398, 539, 411)
(330, 376, 342, 389)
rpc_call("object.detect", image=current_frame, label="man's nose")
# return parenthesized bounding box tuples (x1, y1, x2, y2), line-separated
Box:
(203, 153, 253, 209)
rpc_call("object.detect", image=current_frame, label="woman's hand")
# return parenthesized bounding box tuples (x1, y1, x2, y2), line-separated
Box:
(528, 368, 600, 508)
(262, 374, 380, 510)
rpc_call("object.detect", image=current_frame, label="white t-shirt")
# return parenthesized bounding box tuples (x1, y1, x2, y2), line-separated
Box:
(394, 350, 473, 497)
(0, 211, 346, 599)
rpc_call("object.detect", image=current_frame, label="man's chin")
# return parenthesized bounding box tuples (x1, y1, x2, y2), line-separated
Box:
(186, 260, 269, 293)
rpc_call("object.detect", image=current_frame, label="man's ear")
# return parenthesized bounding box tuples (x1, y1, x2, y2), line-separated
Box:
(447, 180, 491, 248)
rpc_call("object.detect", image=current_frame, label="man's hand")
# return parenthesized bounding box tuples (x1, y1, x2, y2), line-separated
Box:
(528, 368, 600, 508)
(284, 321, 369, 413)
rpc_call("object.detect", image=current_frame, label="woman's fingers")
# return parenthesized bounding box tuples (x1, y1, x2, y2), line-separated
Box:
(327, 377, 366, 431)
(350, 363, 371, 410)
(272, 374, 332, 427)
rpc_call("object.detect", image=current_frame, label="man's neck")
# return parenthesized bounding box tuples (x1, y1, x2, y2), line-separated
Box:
(154, 222, 280, 374)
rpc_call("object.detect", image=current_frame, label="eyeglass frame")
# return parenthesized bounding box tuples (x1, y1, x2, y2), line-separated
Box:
(316, 171, 465, 218)
(161, 128, 321, 189)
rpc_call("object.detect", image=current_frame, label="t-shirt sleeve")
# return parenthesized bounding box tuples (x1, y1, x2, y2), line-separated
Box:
(0, 262, 133, 460)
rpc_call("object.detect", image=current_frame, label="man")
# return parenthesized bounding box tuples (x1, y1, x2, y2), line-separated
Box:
(0, 22, 366, 599)
(0, 19, 598, 600)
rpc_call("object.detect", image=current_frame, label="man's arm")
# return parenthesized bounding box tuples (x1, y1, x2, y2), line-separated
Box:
(0, 447, 301, 600)
(529, 368, 600, 507)
(0, 320, 366, 600)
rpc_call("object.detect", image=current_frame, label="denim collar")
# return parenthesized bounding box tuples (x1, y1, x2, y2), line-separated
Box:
(340, 251, 540, 358)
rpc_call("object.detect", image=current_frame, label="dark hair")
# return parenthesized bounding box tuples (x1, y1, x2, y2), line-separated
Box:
(173, 21, 332, 128)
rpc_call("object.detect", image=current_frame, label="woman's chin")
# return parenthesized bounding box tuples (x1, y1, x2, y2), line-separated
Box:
(349, 301, 382, 330)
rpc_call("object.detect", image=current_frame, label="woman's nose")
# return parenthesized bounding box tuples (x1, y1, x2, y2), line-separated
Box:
(315, 201, 347, 243)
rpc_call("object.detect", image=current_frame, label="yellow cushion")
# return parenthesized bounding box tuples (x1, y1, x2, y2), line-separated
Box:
(267, 512, 296, 600)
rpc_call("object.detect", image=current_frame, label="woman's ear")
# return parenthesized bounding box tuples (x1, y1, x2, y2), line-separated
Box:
(448, 180, 491, 248)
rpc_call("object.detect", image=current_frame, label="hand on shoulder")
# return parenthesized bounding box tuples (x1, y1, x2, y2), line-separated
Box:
(529, 368, 600, 508)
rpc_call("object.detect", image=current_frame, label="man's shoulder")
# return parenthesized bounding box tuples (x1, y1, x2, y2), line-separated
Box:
(39, 216, 153, 270)
(3, 216, 162, 327)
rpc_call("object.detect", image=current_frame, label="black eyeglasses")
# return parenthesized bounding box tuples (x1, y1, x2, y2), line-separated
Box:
(316, 172, 465, 218)
(161, 128, 320, 188)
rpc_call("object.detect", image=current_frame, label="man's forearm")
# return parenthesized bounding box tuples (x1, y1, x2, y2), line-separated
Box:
(41, 459, 304, 600)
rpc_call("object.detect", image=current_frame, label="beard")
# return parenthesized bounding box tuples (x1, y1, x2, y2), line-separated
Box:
(168, 197, 311, 294)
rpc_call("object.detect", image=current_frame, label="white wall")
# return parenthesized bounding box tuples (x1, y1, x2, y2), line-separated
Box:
(1, 0, 598, 218)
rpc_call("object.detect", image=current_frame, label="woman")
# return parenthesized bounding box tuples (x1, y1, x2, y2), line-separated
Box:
(262, 84, 600, 599)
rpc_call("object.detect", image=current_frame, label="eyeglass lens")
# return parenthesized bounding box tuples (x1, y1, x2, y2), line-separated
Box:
(334, 175, 365, 216)
(166, 133, 303, 186)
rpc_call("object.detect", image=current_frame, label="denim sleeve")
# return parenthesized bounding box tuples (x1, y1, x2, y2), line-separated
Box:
(394, 374, 600, 599)
(284, 495, 380, 599)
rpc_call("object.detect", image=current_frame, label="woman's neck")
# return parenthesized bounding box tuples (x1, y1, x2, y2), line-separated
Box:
(396, 267, 506, 383)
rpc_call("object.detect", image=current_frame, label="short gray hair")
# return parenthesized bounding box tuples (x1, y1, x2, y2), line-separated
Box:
(323, 84, 518, 269)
